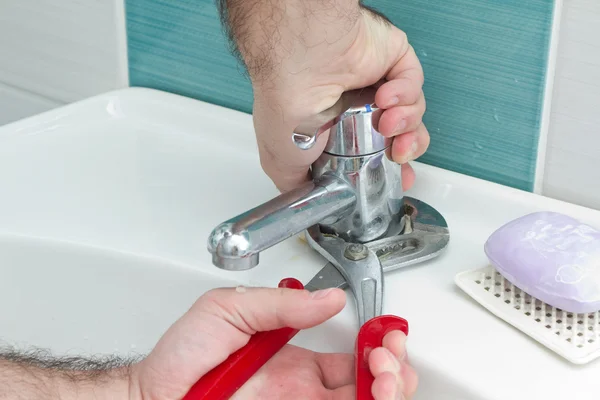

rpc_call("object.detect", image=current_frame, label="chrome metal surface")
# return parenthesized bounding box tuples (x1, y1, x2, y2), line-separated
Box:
(304, 196, 450, 327)
(344, 243, 369, 261)
(312, 234, 384, 326)
(207, 174, 356, 270)
(323, 102, 385, 157)
(207, 83, 449, 320)
(368, 197, 450, 271)
(292, 87, 387, 157)
(292, 117, 336, 151)
(304, 262, 347, 293)
(312, 150, 404, 243)
(209, 85, 403, 268)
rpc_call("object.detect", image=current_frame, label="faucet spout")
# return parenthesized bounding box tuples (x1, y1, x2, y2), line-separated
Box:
(207, 174, 357, 271)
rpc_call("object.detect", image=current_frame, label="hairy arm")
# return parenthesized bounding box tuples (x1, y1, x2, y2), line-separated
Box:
(0, 348, 136, 399)
(217, 0, 364, 86)
(216, 0, 413, 193)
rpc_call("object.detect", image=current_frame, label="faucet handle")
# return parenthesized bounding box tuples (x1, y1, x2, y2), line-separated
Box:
(291, 116, 337, 150)
(292, 92, 354, 150)
(292, 87, 386, 156)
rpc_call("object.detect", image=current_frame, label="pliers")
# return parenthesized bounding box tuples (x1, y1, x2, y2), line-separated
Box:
(184, 196, 449, 399)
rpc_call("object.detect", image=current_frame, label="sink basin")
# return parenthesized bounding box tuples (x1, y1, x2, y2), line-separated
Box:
(1, 87, 599, 399)
(0, 234, 238, 357)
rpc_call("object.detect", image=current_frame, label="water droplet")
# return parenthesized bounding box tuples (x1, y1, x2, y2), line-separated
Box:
(493, 109, 500, 122)
(514, 78, 519, 83)
(474, 142, 483, 150)
(420, 50, 428, 57)
(236, 285, 247, 293)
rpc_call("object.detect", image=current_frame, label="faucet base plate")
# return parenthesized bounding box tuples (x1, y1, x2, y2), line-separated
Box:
(305, 196, 450, 273)
(304, 196, 450, 327)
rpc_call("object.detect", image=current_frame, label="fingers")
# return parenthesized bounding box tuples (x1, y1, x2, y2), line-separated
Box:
(137, 286, 346, 397)
(399, 363, 419, 400)
(382, 330, 407, 361)
(376, 44, 424, 107)
(389, 123, 430, 165)
(373, 31, 428, 178)
(401, 163, 416, 191)
(377, 92, 425, 137)
(319, 333, 417, 397)
(198, 286, 346, 334)
(369, 331, 418, 400)
(369, 347, 404, 399)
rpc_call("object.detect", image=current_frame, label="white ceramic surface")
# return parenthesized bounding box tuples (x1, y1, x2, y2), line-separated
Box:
(1, 88, 600, 399)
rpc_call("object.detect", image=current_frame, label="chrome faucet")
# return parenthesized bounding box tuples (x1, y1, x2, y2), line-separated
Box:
(207, 87, 408, 271)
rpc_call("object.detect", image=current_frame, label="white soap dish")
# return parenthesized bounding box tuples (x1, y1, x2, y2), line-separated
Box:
(455, 265, 600, 364)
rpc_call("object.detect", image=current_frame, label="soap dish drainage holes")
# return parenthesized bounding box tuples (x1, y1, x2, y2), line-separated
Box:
(472, 268, 600, 348)
(455, 265, 600, 365)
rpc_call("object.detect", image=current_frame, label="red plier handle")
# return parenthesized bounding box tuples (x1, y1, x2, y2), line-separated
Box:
(355, 315, 409, 399)
(182, 278, 409, 400)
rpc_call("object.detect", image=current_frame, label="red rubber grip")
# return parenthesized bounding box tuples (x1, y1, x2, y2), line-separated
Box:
(355, 315, 409, 400)
(182, 278, 304, 400)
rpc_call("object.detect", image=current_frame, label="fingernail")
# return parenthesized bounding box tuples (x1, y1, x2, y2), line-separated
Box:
(310, 288, 333, 300)
(386, 97, 399, 107)
(395, 119, 407, 133)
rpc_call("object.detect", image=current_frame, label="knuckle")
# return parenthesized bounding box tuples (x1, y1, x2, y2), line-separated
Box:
(410, 117, 423, 131)
(199, 288, 258, 333)
(419, 94, 427, 112)
(197, 288, 229, 310)
(397, 29, 408, 45)
(410, 89, 422, 105)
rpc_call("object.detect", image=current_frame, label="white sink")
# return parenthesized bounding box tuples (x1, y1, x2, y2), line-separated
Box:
(1, 88, 599, 399)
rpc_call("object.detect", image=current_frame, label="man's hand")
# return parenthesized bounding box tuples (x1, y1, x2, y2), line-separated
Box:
(0, 286, 417, 399)
(130, 286, 418, 399)
(219, 0, 429, 192)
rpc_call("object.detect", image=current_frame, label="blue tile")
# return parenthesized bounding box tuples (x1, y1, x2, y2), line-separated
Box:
(126, 0, 555, 191)
(126, 0, 253, 113)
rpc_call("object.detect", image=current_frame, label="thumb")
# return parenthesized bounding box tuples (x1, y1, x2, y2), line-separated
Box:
(194, 285, 346, 335)
(135, 285, 345, 397)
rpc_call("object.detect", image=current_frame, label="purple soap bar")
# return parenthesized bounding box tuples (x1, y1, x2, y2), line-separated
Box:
(485, 211, 600, 314)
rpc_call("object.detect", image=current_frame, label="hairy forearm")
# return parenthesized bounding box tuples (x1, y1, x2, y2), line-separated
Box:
(0, 349, 135, 399)
(217, 0, 362, 82)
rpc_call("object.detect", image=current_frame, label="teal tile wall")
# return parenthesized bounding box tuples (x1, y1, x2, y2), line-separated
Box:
(126, 0, 555, 191)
